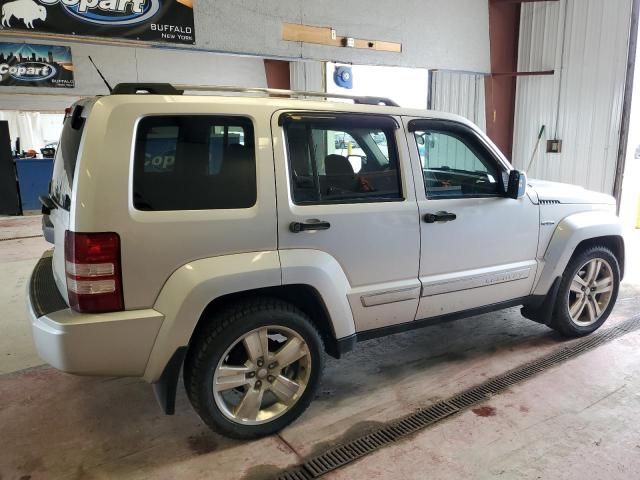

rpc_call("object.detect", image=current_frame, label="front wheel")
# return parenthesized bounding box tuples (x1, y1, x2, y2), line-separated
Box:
(550, 246, 620, 337)
(184, 298, 324, 439)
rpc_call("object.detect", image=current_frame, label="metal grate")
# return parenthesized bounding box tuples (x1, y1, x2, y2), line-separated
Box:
(277, 469, 313, 480)
(0, 234, 42, 242)
(275, 316, 640, 479)
(539, 199, 561, 205)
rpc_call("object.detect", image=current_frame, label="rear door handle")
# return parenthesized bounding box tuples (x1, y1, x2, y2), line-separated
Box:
(290, 220, 331, 233)
(423, 211, 457, 223)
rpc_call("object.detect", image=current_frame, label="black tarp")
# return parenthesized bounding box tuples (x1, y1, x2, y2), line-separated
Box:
(0, 121, 21, 215)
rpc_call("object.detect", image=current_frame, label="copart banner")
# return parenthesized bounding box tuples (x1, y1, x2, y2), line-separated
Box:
(0, 42, 74, 87)
(0, 0, 195, 44)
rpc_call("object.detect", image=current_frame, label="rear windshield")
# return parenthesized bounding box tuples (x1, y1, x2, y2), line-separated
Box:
(133, 115, 256, 211)
(50, 106, 85, 210)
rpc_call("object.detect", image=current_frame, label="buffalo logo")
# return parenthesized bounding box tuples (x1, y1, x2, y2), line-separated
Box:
(0, 61, 57, 81)
(39, 0, 160, 26)
(1, 0, 46, 28)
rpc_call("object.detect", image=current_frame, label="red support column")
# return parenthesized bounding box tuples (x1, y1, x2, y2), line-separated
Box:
(264, 60, 291, 90)
(485, 0, 521, 159)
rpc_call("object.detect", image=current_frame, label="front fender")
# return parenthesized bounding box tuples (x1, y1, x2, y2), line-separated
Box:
(533, 210, 624, 296)
(143, 251, 281, 382)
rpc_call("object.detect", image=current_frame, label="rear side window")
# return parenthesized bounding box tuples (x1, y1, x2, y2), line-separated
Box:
(282, 114, 402, 204)
(133, 116, 256, 211)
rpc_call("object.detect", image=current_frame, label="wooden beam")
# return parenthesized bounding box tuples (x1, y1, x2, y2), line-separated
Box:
(282, 23, 401, 53)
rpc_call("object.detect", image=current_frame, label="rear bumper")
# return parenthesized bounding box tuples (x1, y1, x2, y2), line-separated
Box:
(28, 253, 164, 377)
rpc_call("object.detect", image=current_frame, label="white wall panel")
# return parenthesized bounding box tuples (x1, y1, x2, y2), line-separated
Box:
(513, 0, 632, 194)
(0, 0, 491, 111)
(430, 71, 486, 131)
(194, 0, 489, 70)
(295, 0, 489, 70)
(0, 0, 489, 71)
(0, 111, 63, 149)
(325, 62, 428, 109)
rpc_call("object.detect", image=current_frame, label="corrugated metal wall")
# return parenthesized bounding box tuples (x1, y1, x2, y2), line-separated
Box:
(290, 61, 325, 92)
(512, 0, 632, 193)
(430, 71, 487, 132)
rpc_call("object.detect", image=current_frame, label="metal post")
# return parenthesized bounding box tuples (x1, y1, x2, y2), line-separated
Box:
(613, 0, 640, 211)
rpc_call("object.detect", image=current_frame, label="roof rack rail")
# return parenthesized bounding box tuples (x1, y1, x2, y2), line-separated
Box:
(111, 83, 184, 95)
(179, 85, 400, 107)
(110, 83, 399, 107)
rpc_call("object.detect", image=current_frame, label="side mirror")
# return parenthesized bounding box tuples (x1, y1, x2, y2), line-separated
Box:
(416, 135, 425, 146)
(506, 170, 527, 199)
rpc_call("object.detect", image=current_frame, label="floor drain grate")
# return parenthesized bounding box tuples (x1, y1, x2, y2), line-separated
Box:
(276, 316, 640, 479)
(0, 234, 42, 242)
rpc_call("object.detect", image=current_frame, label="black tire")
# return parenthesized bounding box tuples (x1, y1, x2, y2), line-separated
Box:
(184, 297, 324, 440)
(549, 246, 620, 337)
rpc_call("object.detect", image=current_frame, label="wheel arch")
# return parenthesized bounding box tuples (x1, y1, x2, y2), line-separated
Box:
(191, 284, 353, 360)
(533, 210, 625, 296)
(145, 250, 356, 415)
(145, 249, 356, 384)
(571, 235, 625, 279)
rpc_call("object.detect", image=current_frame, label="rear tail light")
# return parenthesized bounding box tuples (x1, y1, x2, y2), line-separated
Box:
(64, 231, 124, 313)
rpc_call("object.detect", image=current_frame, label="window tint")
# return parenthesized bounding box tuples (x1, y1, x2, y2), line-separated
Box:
(133, 116, 256, 211)
(414, 129, 503, 198)
(51, 106, 84, 210)
(284, 116, 402, 204)
(369, 131, 390, 160)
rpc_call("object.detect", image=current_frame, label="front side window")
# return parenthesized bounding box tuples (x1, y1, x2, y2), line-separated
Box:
(133, 116, 256, 211)
(283, 115, 402, 204)
(413, 125, 504, 199)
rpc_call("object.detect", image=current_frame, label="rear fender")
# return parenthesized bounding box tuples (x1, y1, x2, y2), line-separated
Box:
(144, 251, 281, 382)
(144, 249, 356, 383)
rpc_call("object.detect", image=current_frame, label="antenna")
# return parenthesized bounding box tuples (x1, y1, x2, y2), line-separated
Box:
(87, 55, 113, 93)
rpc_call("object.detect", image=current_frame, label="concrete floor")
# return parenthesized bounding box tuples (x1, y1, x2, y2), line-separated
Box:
(1, 215, 50, 374)
(1, 215, 640, 479)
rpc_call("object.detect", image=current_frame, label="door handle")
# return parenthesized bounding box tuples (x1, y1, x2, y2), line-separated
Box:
(290, 220, 331, 233)
(423, 211, 457, 223)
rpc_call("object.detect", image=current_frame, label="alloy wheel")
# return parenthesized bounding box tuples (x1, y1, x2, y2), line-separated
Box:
(567, 258, 614, 326)
(212, 326, 312, 425)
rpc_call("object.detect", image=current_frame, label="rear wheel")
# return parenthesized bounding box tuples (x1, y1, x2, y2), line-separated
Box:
(184, 298, 324, 439)
(550, 246, 620, 337)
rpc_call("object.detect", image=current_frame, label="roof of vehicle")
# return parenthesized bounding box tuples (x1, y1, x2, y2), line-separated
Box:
(77, 83, 479, 129)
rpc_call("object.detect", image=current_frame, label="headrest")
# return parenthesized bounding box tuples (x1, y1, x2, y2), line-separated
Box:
(325, 154, 354, 176)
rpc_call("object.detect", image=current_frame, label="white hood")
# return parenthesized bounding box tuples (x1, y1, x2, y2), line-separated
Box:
(528, 179, 616, 205)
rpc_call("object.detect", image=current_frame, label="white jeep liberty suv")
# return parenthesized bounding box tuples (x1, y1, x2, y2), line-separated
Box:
(28, 83, 625, 439)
